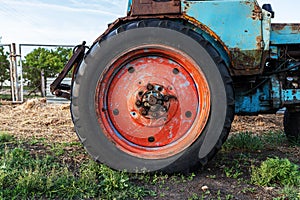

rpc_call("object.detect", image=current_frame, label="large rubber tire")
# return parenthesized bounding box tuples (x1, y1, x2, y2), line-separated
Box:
(71, 19, 234, 173)
(284, 109, 300, 143)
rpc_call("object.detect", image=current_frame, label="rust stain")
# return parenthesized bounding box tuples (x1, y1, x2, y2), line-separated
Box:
(183, 0, 190, 11)
(256, 35, 263, 50)
(251, 2, 262, 20)
(230, 49, 261, 70)
(272, 23, 288, 31)
(291, 24, 300, 31)
(272, 23, 300, 34)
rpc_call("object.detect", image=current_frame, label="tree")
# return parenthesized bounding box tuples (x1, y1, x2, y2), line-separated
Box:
(0, 46, 10, 89)
(22, 47, 72, 95)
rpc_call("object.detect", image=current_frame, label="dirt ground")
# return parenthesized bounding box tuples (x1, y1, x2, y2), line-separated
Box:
(0, 98, 299, 199)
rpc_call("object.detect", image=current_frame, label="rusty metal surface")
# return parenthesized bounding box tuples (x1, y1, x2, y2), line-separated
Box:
(272, 23, 300, 31)
(271, 23, 300, 45)
(130, 0, 181, 16)
(182, 0, 267, 76)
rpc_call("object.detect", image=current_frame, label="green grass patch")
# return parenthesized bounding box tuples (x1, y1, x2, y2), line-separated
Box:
(261, 131, 287, 147)
(0, 132, 14, 143)
(223, 132, 263, 151)
(0, 137, 151, 199)
(223, 131, 289, 152)
(0, 94, 11, 100)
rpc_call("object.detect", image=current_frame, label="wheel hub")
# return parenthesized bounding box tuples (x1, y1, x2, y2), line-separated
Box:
(136, 83, 174, 119)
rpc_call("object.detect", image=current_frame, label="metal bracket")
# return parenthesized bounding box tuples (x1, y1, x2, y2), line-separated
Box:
(50, 41, 87, 100)
(130, 0, 181, 16)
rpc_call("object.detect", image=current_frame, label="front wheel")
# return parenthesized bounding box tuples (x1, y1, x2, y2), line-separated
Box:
(71, 20, 234, 173)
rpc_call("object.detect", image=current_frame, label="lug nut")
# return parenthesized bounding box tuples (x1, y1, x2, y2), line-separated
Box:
(147, 83, 154, 90)
(141, 109, 148, 116)
(138, 91, 143, 96)
(163, 95, 169, 102)
(135, 100, 142, 107)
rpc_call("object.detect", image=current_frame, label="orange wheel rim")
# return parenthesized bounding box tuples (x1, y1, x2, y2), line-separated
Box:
(95, 45, 211, 159)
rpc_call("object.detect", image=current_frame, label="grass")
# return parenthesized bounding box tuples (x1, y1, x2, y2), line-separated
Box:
(223, 131, 287, 152)
(0, 132, 151, 200)
(0, 129, 299, 199)
(223, 131, 264, 151)
(0, 132, 13, 143)
(221, 130, 300, 199)
(0, 94, 11, 101)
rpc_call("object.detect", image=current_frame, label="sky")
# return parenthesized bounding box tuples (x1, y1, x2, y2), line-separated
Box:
(0, 0, 300, 55)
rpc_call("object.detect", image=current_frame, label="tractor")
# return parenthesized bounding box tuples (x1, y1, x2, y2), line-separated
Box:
(51, 0, 300, 173)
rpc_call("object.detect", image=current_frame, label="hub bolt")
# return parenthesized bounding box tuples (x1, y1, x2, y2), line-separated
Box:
(147, 83, 154, 90)
(141, 109, 148, 116)
(163, 95, 169, 102)
(135, 100, 142, 107)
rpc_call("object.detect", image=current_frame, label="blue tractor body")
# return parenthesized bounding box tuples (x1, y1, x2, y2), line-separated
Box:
(126, 0, 300, 115)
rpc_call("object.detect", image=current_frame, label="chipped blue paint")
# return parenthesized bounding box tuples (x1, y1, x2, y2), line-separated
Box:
(283, 89, 300, 104)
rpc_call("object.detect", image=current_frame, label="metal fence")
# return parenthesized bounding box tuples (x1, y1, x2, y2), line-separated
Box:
(0, 43, 74, 103)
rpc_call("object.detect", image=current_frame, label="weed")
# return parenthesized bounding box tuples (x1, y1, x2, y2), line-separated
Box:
(223, 159, 243, 179)
(226, 194, 234, 200)
(186, 173, 195, 181)
(241, 187, 256, 194)
(251, 157, 300, 187)
(261, 131, 286, 147)
(188, 192, 201, 200)
(0, 132, 13, 143)
(151, 173, 169, 185)
(224, 166, 243, 179)
(223, 132, 263, 151)
(28, 137, 46, 145)
(207, 174, 216, 179)
(275, 185, 300, 200)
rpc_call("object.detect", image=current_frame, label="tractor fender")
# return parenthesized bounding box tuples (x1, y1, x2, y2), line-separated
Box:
(90, 15, 232, 73)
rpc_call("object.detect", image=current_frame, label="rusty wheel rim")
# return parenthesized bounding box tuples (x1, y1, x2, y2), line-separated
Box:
(96, 45, 211, 159)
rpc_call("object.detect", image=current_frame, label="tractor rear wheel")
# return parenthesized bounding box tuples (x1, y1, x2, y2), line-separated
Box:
(284, 109, 300, 143)
(71, 20, 234, 173)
